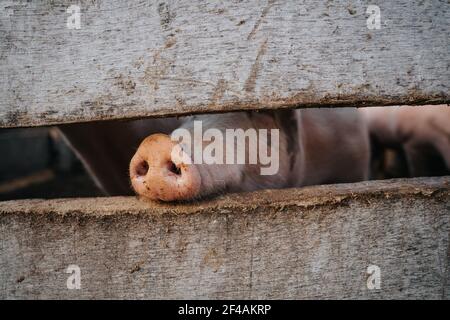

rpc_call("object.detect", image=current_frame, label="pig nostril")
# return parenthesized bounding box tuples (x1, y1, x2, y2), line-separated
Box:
(167, 161, 181, 175)
(135, 161, 149, 177)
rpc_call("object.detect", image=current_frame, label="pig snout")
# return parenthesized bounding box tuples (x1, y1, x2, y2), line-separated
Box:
(129, 133, 201, 201)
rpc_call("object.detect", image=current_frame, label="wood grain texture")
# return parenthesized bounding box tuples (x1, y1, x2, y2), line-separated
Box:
(1, 176, 449, 299)
(1, 0, 449, 127)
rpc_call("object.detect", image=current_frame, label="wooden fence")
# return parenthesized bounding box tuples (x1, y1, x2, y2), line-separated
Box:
(0, 0, 449, 299)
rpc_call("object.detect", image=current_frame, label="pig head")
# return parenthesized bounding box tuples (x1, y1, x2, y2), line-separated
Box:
(129, 109, 370, 201)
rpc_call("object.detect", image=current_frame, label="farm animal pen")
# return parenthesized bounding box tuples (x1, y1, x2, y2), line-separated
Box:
(0, 0, 449, 299)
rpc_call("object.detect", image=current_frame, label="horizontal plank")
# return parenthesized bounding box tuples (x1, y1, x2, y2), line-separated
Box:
(1, 0, 449, 127)
(0, 176, 449, 299)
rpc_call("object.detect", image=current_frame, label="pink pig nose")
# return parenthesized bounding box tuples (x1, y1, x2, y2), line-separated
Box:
(129, 133, 201, 201)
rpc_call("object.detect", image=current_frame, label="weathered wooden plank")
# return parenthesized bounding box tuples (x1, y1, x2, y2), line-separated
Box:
(0, 176, 449, 299)
(1, 0, 449, 127)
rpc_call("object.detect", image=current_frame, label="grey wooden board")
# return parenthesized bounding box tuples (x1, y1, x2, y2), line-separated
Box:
(0, 176, 449, 299)
(0, 0, 449, 128)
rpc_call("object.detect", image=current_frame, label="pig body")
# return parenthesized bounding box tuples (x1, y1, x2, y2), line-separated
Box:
(360, 105, 450, 177)
(129, 108, 370, 201)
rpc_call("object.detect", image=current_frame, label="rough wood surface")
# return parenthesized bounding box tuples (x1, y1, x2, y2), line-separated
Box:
(0, 176, 449, 299)
(1, 0, 449, 127)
